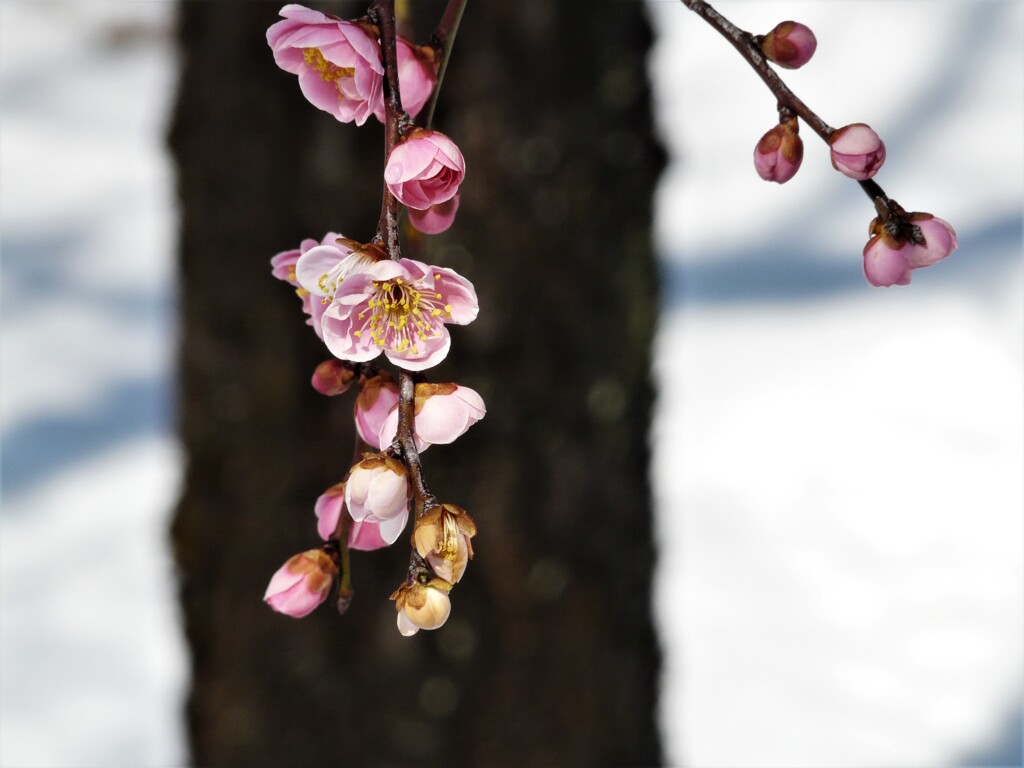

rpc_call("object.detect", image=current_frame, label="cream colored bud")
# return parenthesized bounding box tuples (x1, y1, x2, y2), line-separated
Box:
(392, 581, 452, 633)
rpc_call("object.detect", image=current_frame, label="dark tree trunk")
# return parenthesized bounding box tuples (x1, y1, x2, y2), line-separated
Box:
(169, 2, 664, 766)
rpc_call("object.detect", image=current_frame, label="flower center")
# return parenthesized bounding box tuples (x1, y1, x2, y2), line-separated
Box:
(357, 275, 453, 355)
(303, 48, 355, 84)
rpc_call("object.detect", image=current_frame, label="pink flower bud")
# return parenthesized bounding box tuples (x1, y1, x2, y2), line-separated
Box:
(264, 548, 337, 618)
(397, 38, 436, 119)
(344, 454, 410, 544)
(378, 382, 486, 453)
(354, 372, 400, 449)
(905, 214, 958, 268)
(753, 118, 803, 184)
(314, 481, 346, 540)
(862, 236, 912, 288)
(414, 504, 477, 584)
(408, 193, 460, 235)
(761, 21, 817, 69)
(384, 129, 465, 210)
(392, 580, 453, 635)
(348, 519, 390, 551)
(267, 6, 384, 125)
(862, 211, 958, 287)
(829, 124, 886, 180)
(311, 359, 354, 396)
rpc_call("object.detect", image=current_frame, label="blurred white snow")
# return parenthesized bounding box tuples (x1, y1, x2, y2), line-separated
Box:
(0, 1, 1020, 767)
(1, 2, 187, 766)
(649, 1, 1023, 766)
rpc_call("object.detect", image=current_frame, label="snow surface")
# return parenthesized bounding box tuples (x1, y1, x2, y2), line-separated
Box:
(648, 1, 1023, 766)
(1, 2, 187, 766)
(0, 1, 1020, 767)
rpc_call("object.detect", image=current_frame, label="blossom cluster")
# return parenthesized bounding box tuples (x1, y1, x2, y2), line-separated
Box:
(748, 19, 957, 286)
(262, 3, 481, 634)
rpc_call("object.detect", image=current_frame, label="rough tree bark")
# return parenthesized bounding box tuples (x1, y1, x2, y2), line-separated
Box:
(169, 1, 664, 765)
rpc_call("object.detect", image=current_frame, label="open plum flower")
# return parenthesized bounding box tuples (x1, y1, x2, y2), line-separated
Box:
(321, 258, 478, 371)
(267, 5, 384, 125)
(294, 237, 383, 338)
(270, 232, 344, 329)
(378, 382, 485, 452)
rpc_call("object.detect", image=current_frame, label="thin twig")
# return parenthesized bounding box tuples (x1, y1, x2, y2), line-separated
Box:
(423, 0, 468, 128)
(680, 0, 889, 207)
(373, 0, 435, 519)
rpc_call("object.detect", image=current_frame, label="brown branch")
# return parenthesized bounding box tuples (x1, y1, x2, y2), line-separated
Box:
(422, 0, 469, 128)
(372, 0, 404, 253)
(680, 0, 889, 207)
(372, 0, 435, 520)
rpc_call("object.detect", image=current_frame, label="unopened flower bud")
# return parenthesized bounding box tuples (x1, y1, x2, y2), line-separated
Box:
(314, 481, 346, 540)
(829, 123, 886, 180)
(379, 382, 486, 452)
(761, 21, 817, 69)
(414, 503, 477, 584)
(311, 359, 355, 396)
(863, 235, 912, 287)
(392, 579, 453, 635)
(345, 453, 410, 544)
(355, 372, 400, 449)
(753, 118, 803, 184)
(862, 210, 958, 287)
(905, 214, 958, 269)
(385, 128, 465, 210)
(264, 549, 337, 618)
(408, 193, 460, 235)
(348, 519, 389, 550)
(397, 38, 436, 119)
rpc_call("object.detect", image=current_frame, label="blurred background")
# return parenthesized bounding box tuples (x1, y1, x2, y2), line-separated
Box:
(1, 1, 1020, 766)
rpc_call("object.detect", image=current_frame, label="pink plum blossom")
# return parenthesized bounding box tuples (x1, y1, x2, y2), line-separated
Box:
(264, 548, 337, 618)
(270, 235, 328, 320)
(267, 5, 384, 125)
(863, 238, 913, 287)
(408, 193, 460, 234)
(313, 482, 391, 549)
(397, 39, 436, 119)
(862, 213, 958, 287)
(348, 519, 389, 550)
(753, 119, 803, 184)
(905, 215, 959, 269)
(314, 481, 346, 540)
(344, 454, 410, 545)
(355, 372, 400, 448)
(384, 129, 465, 210)
(378, 382, 485, 452)
(271, 232, 361, 337)
(295, 238, 383, 338)
(761, 21, 817, 69)
(322, 258, 478, 371)
(829, 123, 886, 180)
